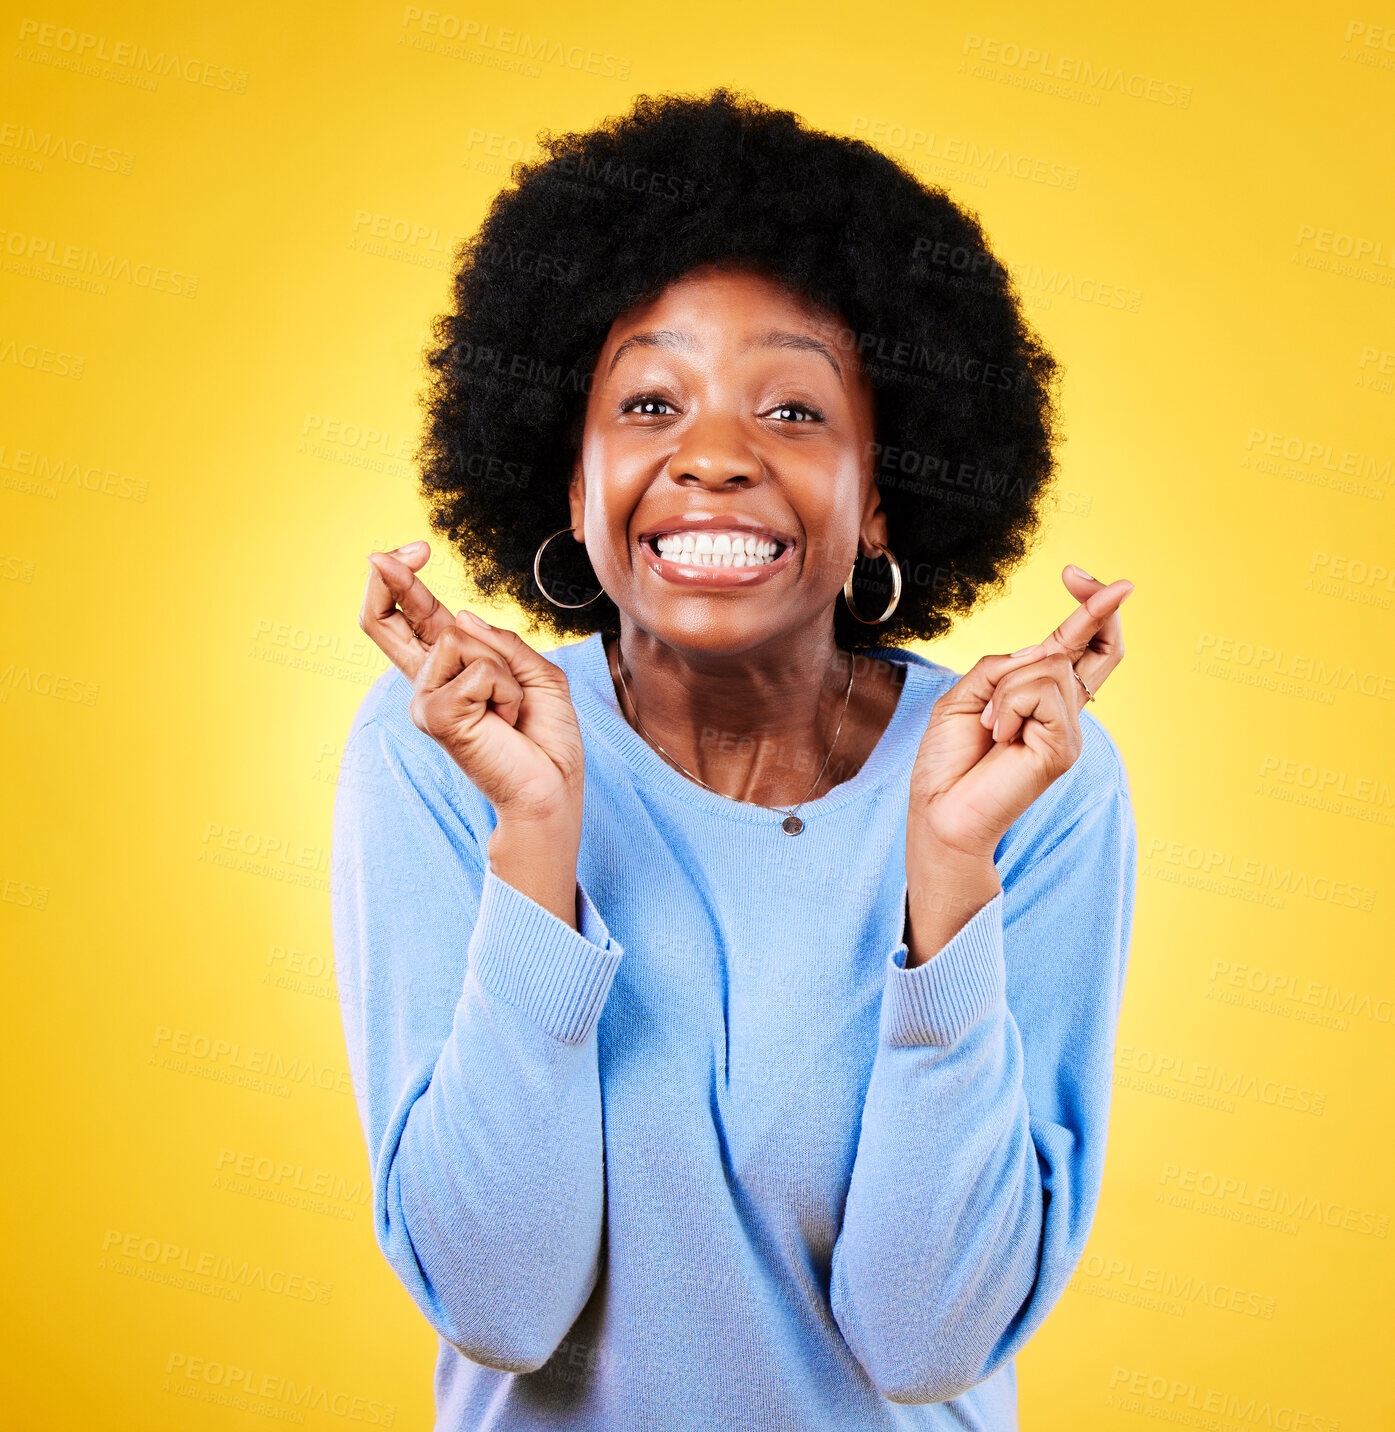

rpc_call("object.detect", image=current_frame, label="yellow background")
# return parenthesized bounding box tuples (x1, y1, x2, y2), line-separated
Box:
(3, 1, 1392, 1426)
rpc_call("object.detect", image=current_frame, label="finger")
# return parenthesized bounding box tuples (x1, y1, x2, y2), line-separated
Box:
(411, 627, 527, 737)
(991, 647, 1105, 733)
(941, 646, 1069, 724)
(360, 563, 428, 679)
(975, 569, 1133, 733)
(987, 654, 1075, 740)
(990, 670, 1079, 766)
(982, 644, 1102, 729)
(1038, 566, 1133, 701)
(447, 609, 568, 697)
(359, 544, 452, 679)
(368, 543, 455, 644)
(1041, 567, 1132, 656)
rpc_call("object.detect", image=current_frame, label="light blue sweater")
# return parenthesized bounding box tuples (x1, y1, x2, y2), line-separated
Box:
(331, 629, 1137, 1431)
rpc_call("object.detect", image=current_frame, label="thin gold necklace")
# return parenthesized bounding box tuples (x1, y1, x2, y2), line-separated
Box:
(610, 642, 856, 836)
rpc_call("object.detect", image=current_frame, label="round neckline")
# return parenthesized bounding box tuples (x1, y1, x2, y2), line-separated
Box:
(571, 630, 933, 827)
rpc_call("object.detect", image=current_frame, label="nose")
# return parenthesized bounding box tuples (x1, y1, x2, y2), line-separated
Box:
(668, 411, 763, 488)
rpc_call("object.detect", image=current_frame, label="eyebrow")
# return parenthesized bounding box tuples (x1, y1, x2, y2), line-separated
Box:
(745, 329, 843, 386)
(604, 327, 844, 386)
(605, 329, 693, 378)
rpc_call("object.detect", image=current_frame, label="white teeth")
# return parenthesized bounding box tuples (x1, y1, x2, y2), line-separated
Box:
(653, 531, 782, 566)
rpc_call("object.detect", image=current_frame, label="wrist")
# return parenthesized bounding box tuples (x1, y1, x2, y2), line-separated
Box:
(903, 832, 1002, 969)
(906, 808, 1000, 866)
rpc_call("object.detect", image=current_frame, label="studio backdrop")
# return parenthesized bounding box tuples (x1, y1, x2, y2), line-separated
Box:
(3, 2, 1391, 1427)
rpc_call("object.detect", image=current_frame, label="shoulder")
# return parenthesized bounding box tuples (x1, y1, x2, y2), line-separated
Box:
(997, 699, 1132, 872)
(339, 667, 476, 832)
(345, 664, 420, 757)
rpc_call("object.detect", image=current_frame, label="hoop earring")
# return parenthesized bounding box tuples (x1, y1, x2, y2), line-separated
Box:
(842, 540, 901, 624)
(534, 525, 605, 608)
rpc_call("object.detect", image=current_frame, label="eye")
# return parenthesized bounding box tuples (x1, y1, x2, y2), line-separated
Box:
(619, 392, 676, 417)
(767, 401, 824, 423)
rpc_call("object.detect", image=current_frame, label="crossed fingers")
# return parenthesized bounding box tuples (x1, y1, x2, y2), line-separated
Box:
(980, 572, 1132, 744)
(360, 541, 457, 681)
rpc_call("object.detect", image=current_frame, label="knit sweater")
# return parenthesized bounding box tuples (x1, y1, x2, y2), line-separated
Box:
(331, 629, 1137, 1431)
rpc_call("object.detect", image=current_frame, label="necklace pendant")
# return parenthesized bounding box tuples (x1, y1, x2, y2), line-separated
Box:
(781, 815, 805, 836)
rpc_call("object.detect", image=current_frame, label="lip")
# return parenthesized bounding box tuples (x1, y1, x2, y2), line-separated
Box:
(635, 516, 797, 589)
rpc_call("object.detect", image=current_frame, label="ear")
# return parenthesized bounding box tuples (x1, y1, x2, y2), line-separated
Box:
(567, 455, 586, 540)
(859, 472, 890, 559)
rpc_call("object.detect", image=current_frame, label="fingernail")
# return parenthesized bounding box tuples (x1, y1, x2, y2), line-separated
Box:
(992, 717, 1001, 740)
(1069, 564, 1095, 581)
(395, 541, 426, 556)
(458, 610, 491, 632)
(1011, 643, 1043, 657)
(1120, 585, 1135, 602)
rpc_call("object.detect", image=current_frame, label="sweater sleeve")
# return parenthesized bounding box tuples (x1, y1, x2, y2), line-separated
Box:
(828, 766, 1137, 1405)
(331, 713, 625, 1376)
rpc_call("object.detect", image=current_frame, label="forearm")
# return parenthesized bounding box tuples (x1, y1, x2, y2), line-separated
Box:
(367, 867, 623, 1373)
(831, 983, 1044, 1404)
(903, 820, 1003, 967)
(391, 958, 610, 1372)
(487, 813, 582, 931)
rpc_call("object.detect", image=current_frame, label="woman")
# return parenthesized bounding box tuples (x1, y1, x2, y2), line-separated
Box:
(333, 89, 1137, 1431)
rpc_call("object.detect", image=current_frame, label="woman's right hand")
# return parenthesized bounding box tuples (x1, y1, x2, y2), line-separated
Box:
(360, 541, 586, 827)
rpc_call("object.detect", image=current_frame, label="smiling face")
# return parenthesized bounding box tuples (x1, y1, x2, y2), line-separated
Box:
(568, 263, 887, 657)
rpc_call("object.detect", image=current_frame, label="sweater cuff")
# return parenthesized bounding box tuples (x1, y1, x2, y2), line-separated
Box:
(882, 891, 1006, 1047)
(467, 867, 624, 1046)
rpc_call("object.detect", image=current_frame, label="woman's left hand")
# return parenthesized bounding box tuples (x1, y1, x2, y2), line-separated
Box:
(908, 565, 1133, 861)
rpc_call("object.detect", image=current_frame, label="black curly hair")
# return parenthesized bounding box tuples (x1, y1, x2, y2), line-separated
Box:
(415, 85, 1063, 654)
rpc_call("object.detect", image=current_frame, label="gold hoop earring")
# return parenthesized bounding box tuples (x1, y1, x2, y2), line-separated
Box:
(534, 525, 605, 608)
(842, 541, 901, 624)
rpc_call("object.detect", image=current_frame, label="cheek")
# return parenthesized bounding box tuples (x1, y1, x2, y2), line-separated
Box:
(578, 440, 649, 554)
(791, 453, 865, 529)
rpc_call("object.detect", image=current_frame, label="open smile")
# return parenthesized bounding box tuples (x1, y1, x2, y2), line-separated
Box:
(637, 530, 796, 588)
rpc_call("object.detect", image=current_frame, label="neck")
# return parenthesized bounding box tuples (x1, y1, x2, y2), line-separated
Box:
(604, 625, 869, 807)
